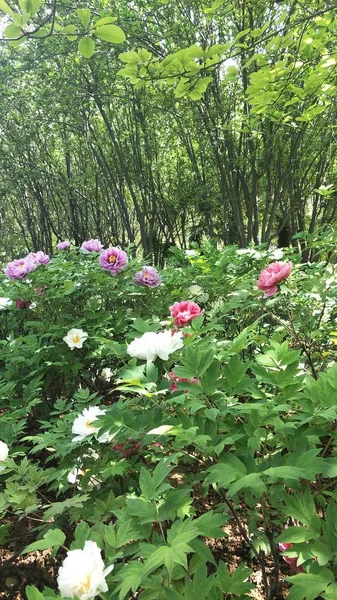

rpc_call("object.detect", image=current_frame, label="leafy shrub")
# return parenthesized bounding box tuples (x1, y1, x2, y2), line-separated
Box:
(1, 237, 337, 600)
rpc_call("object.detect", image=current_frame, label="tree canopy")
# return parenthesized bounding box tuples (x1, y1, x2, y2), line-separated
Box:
(0, 0, 336, 259)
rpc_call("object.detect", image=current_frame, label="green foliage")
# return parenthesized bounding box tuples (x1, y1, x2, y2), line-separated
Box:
(1, 240, 337, 598)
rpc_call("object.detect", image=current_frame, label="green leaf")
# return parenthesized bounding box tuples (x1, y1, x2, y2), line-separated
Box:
(115, 561, 144, 600)
(218, 562, 254, 595)
(263, 466, 308, 481)
(119, 51, 141, 63)
(194, 512, 229, 537)
(228, 473, 265, 497)
(22, 528, 65, 554)
(78, 37, 95, 58)
(286, 570, 334, 600)
(94, 16, 117, 27)
(77, 8, 90, 28)
(72, 521, 91, 548)
(94, 24, 125, 43)
(139, 467, 155, 498)
(25, 586, 43, 600)
(276, 526, 318, 544)
(0, 0, 15, 17)
(4, 23, 22, 38)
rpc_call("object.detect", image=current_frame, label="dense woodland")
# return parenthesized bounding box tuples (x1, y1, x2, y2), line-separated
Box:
(0, 0, 336, 262)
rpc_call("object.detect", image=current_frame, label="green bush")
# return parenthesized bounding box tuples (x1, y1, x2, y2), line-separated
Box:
(1, 237, 337, 600)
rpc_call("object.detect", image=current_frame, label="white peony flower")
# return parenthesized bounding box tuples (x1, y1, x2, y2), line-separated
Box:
(101, 367, 112, 382)
(67, 466, 101, 490)
(57, 540, 114, 600)
(269, 248, 284, 260)
(0, 297, 12, 309)
(63, 328, 88, 350)
(68, 467, 85, 485)
(155, 330, 184, 360)
(127, 331, 159, 362)
(127, 330, 184, 363)
(0, 441, 9, 472)
(72, 407, 106, 442)
(189, 285, 203, 296)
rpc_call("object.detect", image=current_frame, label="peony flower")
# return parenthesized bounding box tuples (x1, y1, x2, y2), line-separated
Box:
(189, 285, 203, 296)
(26, 251, 50, 265)
(279, 542, 305, 573)
(155, 330, 184, 360)
(0, 297, 12, 309)
(56, 241, 70, 250)
(257, 261, 293, 298)
(16, 299, 31, 309)
(81, 239, 103, 253)
(63, 328, 88, 350)
(134, 266, 161, 288)
(57, 540, 113, 599)
(169, 301, 204, 327)
(127, 331, 159, 362)
(101, 367, 112, 382)
(67, 466, 101, 490)
(5, 257, 37, 280)
(99, 247, 128, 275)
(0, 441, 9, 472)
(127, 330, 184, 363)
(72, 406, 106, 442)
(168, 370, 200, 392)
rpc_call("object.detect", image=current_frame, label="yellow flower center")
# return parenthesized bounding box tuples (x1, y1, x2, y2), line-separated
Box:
(108, 255, 116, 264)
(84, 420, 92, 428)
(76, 573, 92, 595)
(143, 272, 150, 278)
(72, 335, 81, 344)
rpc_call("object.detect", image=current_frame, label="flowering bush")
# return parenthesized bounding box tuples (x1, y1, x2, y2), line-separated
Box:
(1, 235, 337, 600)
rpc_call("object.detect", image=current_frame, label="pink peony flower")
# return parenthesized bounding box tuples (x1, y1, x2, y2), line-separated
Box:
(257, 261, 293, 298)
(5, 257, 37, 280)
(26, 251, 50, 265)
(134, 266, 161, 288)
(169, 301, 204, 327)
(168, 371, 200, 392)
(56, 241, 70, 250)
(279, 542, 305, 573)
(81, 239, 103, 253)
(99, 247, 128, 275)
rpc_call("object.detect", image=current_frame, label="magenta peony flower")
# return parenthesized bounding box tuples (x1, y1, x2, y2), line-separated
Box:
(56, 241, 70, 250)
(169, 301, 204, 327)
(99, 247, 128, 275)
(81, 239, 103, 253)
(168, 371, 200, 392)
(134, 266, 161, 288)
(16, 299, 31, 309)
(26, 251, 50, 265)
(279, 542, 305, 573)
(257, 261, 293, 298)
(5, 257, 37, 280)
